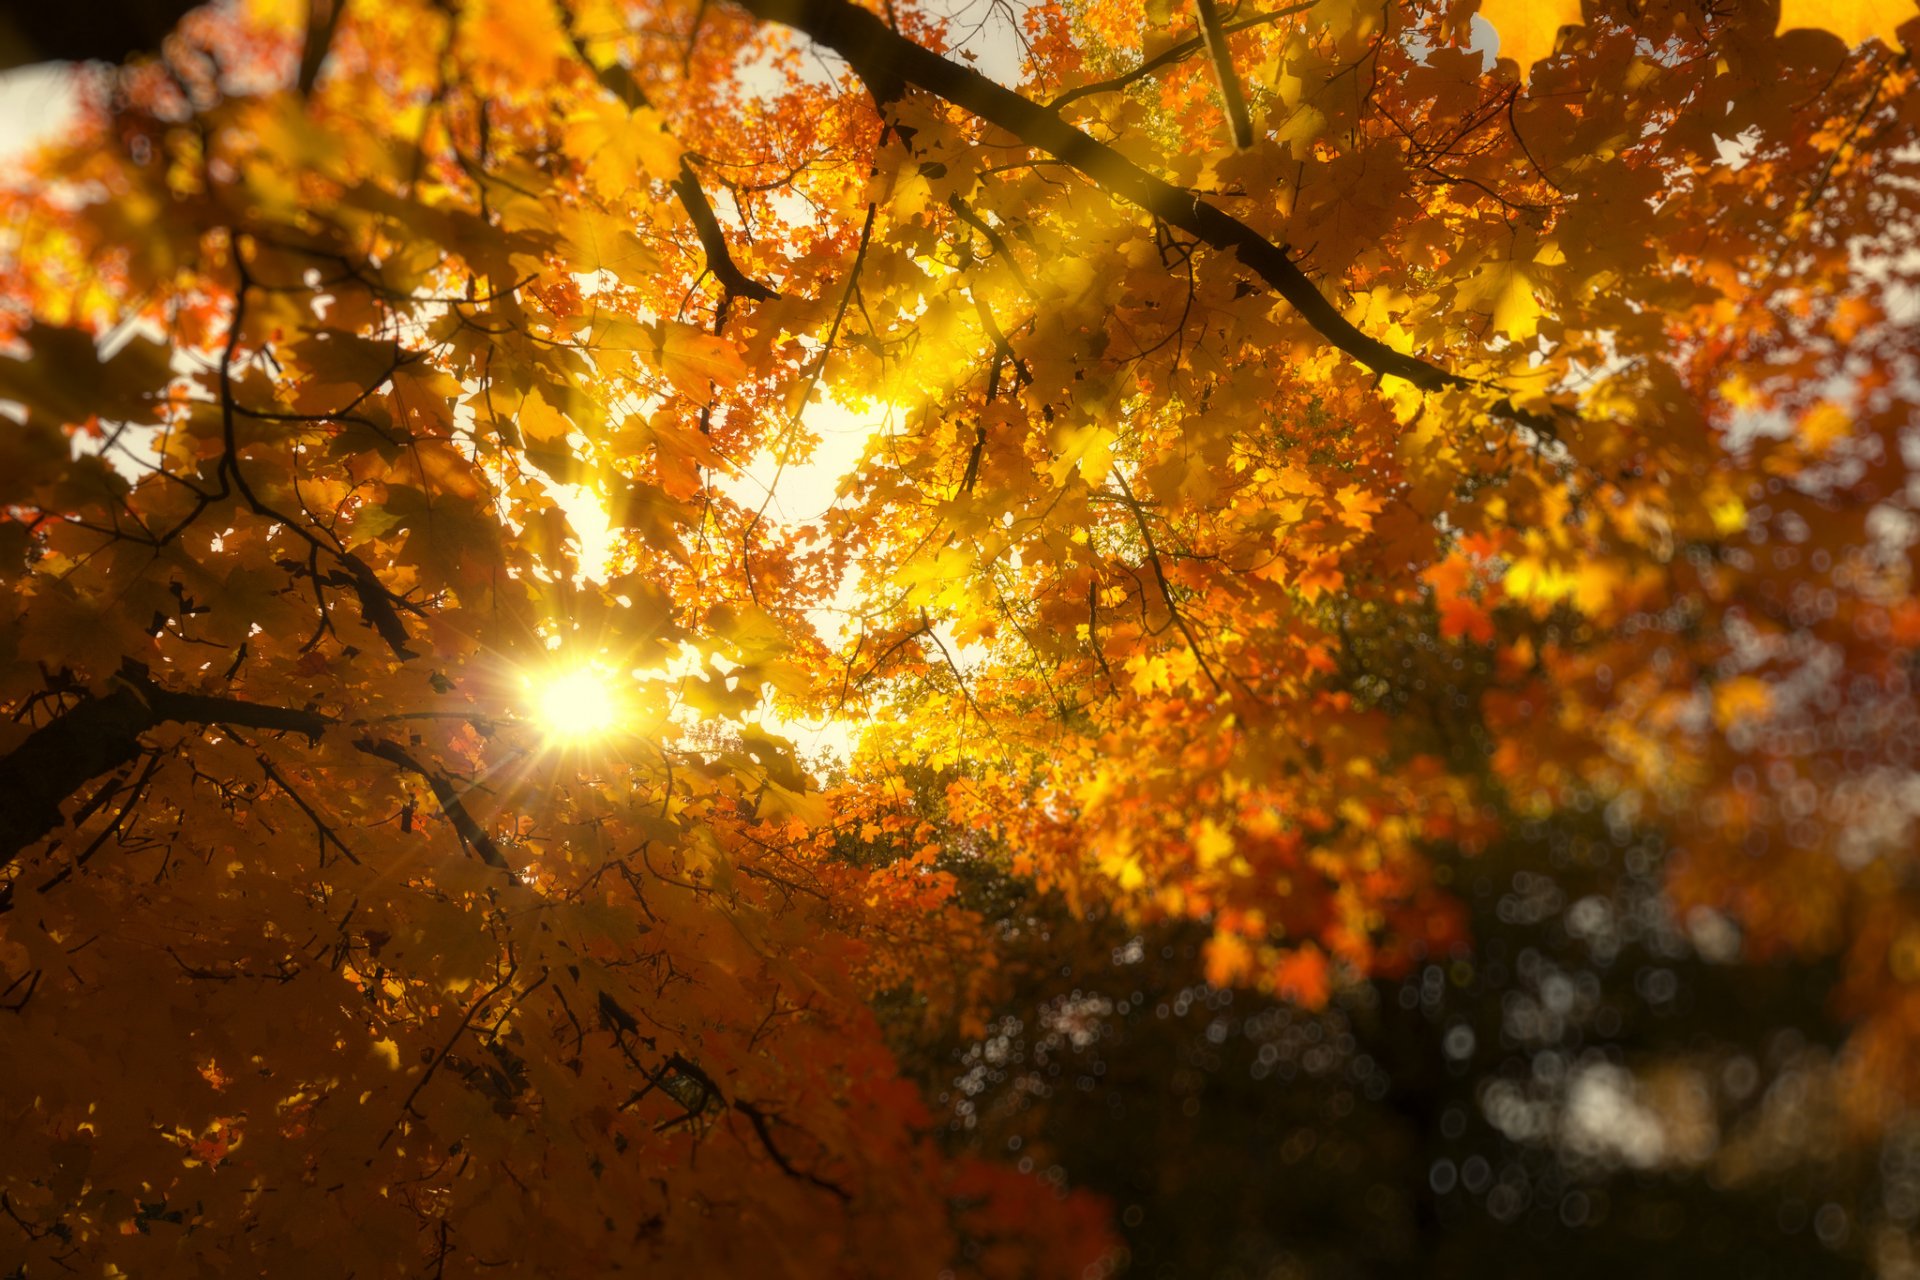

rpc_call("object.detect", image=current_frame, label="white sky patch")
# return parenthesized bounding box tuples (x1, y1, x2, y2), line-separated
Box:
(713, 0, 1045, 724)
(717, 396, 892, 764)
(923, 0, 1032, 87)
(547, 478, 621, 583)
(1715, 125, 1763, 170)
(0, 65, 79, 168)
(718, 396, 877, 527)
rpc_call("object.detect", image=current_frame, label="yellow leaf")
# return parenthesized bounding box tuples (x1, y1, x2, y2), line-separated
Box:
(1099, 840, 1147, 890)
(889, 169, 934, 223)
(518, 387, 574, 444)
(1454, 239, 1559, 340)
(1048, 424, 1117, 486)
(0, 324, 173, 429)
(1503, 548, 1623, 618)
(607, 479, 692, 558)
(554, 206, 661, 284)
(1274, 104, 1328, 160)
(565, 99, 685, 194)
(656, 323, 747, 402)
(1778, 0, 1916, 47)
(1702, 479, 1748, 536)
(1333, 484, 1385, 532)
(1193, 818, 1235, 869)
(1130, 654, 1173, 696)
(1480, 0, 1583, 82)
(371, 1038, 403, 1071)
(462, 0, 569, 84)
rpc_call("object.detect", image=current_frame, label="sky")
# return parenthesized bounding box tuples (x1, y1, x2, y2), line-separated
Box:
(0, 64, 77, 164)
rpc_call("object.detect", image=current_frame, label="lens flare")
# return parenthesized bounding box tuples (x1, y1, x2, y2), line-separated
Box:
(531, 665, 622, 743)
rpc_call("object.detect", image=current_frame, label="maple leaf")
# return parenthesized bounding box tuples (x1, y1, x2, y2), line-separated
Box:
(1272, 946, 1331, 1007)
(1798, 400, 1852, 453)
(1204, 931, 1256, 986)
(567, 98, 686, 194)
(0, 324, 173, 429)
(656, 322, 748, 402)
(517, 386, 575, 444)
(1452, 235, 1562, 340)
(1479, 0, 1582, 82)
(1438, 594, 1496, 645)
(1778, 0, 1917, 47)
(1712, 676, 1773, 731)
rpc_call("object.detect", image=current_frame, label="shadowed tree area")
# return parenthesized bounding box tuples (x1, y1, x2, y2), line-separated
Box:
(907, 829, 1883, 1278)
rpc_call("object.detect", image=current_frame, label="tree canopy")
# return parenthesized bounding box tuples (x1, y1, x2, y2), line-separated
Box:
(1, 0, 1917, 1275)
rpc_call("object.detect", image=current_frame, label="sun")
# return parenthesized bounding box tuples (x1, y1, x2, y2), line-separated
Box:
(530, 665, 624, 744)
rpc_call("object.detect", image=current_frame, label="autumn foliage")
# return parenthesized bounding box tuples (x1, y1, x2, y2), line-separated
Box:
(1, 0, 1917, 1274)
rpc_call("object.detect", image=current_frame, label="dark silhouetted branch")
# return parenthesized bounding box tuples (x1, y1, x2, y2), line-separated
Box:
(731, 0, 1560, 431)
(350, 737, 509, 869)
(562, 23, 780, 304)
(0, 670, 329, 866)
(0, 667, 506, 873)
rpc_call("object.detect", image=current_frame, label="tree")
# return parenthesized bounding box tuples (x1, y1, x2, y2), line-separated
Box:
(0, 0, 1915, 1275)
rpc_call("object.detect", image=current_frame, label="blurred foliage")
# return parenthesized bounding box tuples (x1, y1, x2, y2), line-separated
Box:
(890, 807, 1911, 1278)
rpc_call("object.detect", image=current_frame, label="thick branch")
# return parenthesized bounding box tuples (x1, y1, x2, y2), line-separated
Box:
(351, 737, 510, 869)
(0, 673, 328, 867)
(732, 0, 1552, 425)
(296, 0, 346, 97)
(322, 556, 420, 661)
(563, 25, 779, 303)
(1195, 0, 1254, 150)
(0, 670, 508, 873)
(671, 162, 780, 302)
(0, 0, 202, 70)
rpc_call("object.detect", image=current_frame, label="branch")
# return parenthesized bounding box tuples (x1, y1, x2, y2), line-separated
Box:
(1046, 4, 1313, 111)
(379, 961, 520, 1149)
(1195, 0, 1254, 150)
(948, 195, 1036, 297)
(561, 20, 780, 304)
(351, 737, 511, 869)
(0, 0, 202, 70)
(0, 667, 507, 873)
(321, 556, 421, 662)
(731, 0, 1556, 429)
(734, 1099, 853, 1202)
(244, 738, 364, 866)
(1111, 472, 1224, 696)
(671, 161, 780, 302)
(0, 670, 330, 866)
(34, 753, 164, 897)
(217, 247, 421, 661)
(296, 0, 347, 97)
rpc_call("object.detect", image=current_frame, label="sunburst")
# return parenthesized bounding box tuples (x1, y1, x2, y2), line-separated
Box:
(529, 664, 626, 745)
